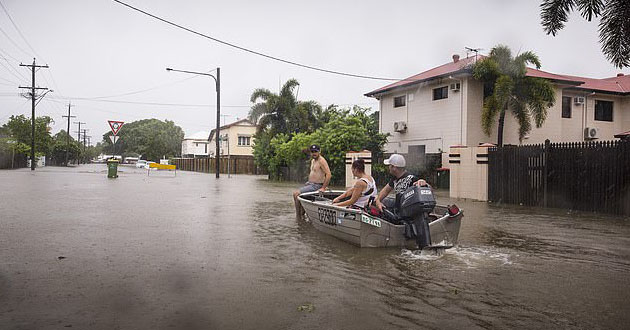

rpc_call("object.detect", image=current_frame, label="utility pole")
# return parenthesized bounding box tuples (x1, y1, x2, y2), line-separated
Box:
(62, 102, 75, 166)
(19, 58, 49, 171)
(74, 122, 85, 164)
(81, 129, 88, 153)
(165, 66, 220, 178)
(216, 67, 220, 179)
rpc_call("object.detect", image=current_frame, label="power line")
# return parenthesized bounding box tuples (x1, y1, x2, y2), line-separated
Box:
(112, 0, 404, 81)
(58, 73, 204, 100)
(48, 96, 251, 108)
(0, 24, 29, 57)
(0, 1, 42, 59)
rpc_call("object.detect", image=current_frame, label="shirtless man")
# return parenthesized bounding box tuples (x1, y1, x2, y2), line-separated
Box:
(293, 144, 331, 220)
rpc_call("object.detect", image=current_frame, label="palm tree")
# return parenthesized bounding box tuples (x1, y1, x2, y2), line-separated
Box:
(472, 45, 556, 146)
(249, 79, 321, 134)
(540, 0, 629, 68)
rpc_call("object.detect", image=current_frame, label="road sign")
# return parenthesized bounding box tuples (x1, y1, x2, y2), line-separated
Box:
(109, 135, 118, 144)
(108, 120, 124, 135)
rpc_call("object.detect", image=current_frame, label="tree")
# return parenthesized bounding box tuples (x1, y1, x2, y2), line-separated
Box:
(540, 0, 630, 68)
(49, 130, 81, 165)
(102, 119, 184, 161)
(472, 45, 556, 146)
(248, 79, 321, 135)
(259, 106, 388, 184)
(2, 115, 54, 156)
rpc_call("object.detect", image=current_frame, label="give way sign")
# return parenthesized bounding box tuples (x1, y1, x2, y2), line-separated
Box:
(108, 120, 124, 136)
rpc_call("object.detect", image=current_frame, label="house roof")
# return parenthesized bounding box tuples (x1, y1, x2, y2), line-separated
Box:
(208, 118, 257, 141)
(614, 130, 630, 139)
(365, 55, 629, 97)
(365, 55, 478, 97)
(184, 131, 210, 140)
(562, 73, 630, 94)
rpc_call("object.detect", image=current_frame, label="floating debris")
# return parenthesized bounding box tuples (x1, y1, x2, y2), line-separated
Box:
(297, 303, 314, 312)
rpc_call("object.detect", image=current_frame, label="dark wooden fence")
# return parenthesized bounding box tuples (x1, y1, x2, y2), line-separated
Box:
(0, 151, 27, 169)
(172, 156, 265, 175)
(488, 139, 630, 215)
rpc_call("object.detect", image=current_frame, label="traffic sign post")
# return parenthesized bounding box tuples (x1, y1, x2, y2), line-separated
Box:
(108, 120, 124, 157)
(108, 120, 124, 135)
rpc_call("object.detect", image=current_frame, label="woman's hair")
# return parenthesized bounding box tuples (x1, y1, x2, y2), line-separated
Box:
(352, 159, 365, 173)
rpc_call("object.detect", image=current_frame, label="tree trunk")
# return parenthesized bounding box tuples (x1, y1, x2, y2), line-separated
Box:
(497, 109, 506, 146)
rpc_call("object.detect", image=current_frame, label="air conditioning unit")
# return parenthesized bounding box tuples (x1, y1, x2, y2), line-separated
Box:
(450, 82, 461, 91)
(574, 97, 585, 105)
(584, 127, 599, 140)
(393, 121, 407, 132)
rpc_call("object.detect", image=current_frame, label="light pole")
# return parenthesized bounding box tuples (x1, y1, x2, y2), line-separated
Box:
(166, 67, 220, 178)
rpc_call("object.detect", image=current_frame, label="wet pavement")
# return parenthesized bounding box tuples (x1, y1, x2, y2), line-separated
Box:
(1, 164, 629, 329)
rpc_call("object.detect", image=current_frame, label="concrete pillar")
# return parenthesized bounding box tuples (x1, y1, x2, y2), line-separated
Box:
(345, 150, 372, 188)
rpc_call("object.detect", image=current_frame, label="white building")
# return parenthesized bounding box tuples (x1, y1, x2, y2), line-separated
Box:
(365, 54, 630, 165)
(181, 131, 210, 157)
(208, 119, 257, 157)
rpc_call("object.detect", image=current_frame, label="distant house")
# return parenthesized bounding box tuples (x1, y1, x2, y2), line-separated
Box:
(181, 131, 210, 158)
(207, 119, 257, 157)
(365, 54, 630, 165)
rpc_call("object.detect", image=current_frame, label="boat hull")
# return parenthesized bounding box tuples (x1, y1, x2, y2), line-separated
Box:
(298, 191, 462, 249)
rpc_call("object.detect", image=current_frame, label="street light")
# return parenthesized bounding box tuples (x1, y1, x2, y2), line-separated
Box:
(166, 67, 221, 178)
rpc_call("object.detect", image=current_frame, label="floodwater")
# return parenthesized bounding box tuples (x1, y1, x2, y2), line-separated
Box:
(0, 164, 629, 329)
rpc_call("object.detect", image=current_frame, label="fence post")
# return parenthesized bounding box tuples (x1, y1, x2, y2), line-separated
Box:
(543, 139, 550, 208)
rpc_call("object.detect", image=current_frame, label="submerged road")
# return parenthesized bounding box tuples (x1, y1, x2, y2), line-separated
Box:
(1, 164, 629, 329)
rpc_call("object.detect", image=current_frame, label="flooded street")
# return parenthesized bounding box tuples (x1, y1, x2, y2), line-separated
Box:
(1, 165, 629, 329)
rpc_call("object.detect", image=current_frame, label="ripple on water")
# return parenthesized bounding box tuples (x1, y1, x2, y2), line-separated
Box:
(398, 245, 515, 268)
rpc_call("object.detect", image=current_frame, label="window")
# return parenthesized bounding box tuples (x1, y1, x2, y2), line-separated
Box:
(594, 100, 613, 122)
(204, 144, 207, 153)
(562, 96, 572, 118)
(238, 136, 251, 146)
(433, 86, 448, 100)
(393, 95, 406, 108)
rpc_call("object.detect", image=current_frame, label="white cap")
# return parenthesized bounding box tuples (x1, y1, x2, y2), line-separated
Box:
(384, 154, 406, 167)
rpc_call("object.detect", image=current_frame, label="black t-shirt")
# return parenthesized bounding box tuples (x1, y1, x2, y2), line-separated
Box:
(387, 172, 420, 194)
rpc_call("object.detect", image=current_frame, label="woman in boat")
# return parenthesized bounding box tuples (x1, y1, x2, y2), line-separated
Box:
(332, 159, 377, 209)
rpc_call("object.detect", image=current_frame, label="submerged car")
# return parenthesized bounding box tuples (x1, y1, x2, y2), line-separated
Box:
(135, 160, 147, 168)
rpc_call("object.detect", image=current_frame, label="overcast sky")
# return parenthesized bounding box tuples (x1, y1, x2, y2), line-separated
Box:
(0, 0, 624, 140)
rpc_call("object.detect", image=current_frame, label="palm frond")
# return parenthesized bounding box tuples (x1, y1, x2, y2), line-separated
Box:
(576, 0, 604, 21)
(511, 99, 532, 142)
(541, 0, 575, 35)
(599, 0, 630, 68)
(515, 51, 542, 70)
(280, 79, 299, 98)
(481, 94, 501, 136)
(248, 103, 268, 124)
(250, 88, 274, 103)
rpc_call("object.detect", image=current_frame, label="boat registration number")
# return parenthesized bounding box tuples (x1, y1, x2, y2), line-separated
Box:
(317, 208, 337, 226)
(361, 215, 381, 228)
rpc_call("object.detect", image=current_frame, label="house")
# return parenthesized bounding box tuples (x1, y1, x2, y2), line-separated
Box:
(365, 54, 630, 166)
(181, 131, 210, 158)
(207, 119, 257, 157)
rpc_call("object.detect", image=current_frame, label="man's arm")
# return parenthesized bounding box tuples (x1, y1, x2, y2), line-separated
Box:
(374, 184, 392, 211)
(318, 158, 332, 191)
(334, 181, 366, 207)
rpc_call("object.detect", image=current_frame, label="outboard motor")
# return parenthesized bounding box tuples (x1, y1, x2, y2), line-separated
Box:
(397, 186, 436, 249)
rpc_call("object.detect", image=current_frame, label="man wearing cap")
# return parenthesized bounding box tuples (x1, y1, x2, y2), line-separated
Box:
(374, 153, 428, 212)
(293, 144, 331, 219)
